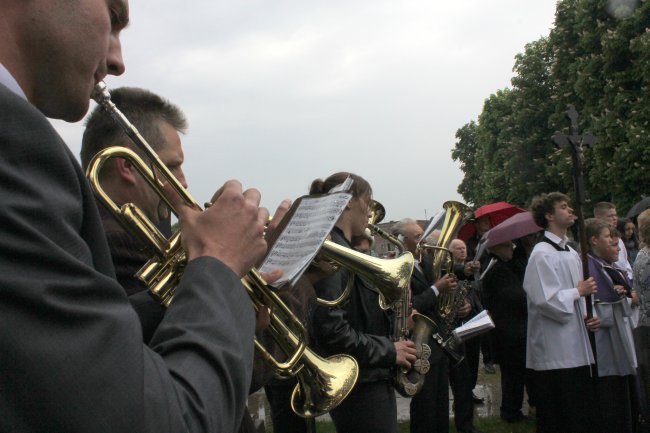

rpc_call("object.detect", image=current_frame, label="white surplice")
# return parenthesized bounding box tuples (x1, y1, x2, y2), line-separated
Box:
(524, 231, 595, 370)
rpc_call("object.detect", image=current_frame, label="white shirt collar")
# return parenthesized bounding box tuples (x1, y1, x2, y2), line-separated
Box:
(544, 230, 569, 249)
(0, 63, 27, 101)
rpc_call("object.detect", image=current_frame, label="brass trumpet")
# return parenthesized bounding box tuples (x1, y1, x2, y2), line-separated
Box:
(87, 82, 358, 418)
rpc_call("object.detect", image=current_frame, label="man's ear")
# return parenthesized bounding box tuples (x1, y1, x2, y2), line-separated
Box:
(114, 157, 138, 185)
(545, 211, 554, 224)
(588, 235, 597, 247)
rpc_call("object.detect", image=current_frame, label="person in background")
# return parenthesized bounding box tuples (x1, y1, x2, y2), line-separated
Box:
(633, 209, 650, 431)
(586, 218, 637, 433)
(618, 218, 639, 265)
(594, 202, 633, 279)
(391, 218, 456, 433)
(482, 238, 532, 423)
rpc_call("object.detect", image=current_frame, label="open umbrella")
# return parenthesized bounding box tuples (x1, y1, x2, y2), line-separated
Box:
(626, 197, 650, 218)
(458, 202, 525, 241)
(484, 211, 542, 248)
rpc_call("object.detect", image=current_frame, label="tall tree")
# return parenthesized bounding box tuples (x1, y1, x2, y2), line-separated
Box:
(453, 0, 650, 214)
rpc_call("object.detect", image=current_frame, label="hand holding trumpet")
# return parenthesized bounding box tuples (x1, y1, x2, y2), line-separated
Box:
(169, 179, 269, 277)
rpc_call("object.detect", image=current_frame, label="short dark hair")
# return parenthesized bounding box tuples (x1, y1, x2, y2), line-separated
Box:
(529, 192, 570, 229)
(80, 87, 187, 171)
(593, 202, 616, 218)
(309, 172, 372, 199)
(585, 218, 611, 251)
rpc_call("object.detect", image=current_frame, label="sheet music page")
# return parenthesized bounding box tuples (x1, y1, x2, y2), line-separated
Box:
(259, 191, 352, 287)
(454, 310, 495, 341)
(421, 209, 446, 242)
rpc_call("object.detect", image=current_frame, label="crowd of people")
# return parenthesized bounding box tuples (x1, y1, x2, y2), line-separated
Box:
(1, 1, 649, 433)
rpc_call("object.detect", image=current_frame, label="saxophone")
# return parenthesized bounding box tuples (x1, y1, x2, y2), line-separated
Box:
(368, 201, 438, 397)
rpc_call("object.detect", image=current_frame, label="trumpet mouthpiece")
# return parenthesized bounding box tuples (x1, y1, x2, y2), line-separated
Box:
(92, 81, 110, 104)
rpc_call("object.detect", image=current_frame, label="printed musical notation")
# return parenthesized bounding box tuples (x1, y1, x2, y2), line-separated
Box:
(259, 189, 353, 288)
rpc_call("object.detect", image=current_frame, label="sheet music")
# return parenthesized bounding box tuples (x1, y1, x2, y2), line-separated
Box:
(473, 235, 488, 262)
(421, 209, 446, 242)
(259, 190, 352, 287)
(454, 309, 495, 341)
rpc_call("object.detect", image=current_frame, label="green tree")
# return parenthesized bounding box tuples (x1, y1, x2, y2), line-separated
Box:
(454, 0, 650, 214)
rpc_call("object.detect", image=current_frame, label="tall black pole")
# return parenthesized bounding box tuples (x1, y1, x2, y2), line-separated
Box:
(552, 105, 597, 360)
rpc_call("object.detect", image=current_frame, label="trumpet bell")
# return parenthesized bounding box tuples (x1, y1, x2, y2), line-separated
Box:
(318, 240, 413, 309)
(291, 353, 359, 418)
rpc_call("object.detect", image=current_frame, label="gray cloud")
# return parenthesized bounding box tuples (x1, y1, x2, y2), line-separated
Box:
(53, 0, 556, 221)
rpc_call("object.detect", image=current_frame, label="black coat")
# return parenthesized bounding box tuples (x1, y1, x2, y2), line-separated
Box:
(481, 255, 527, 367)
(310, 227, 396, 383)
(410, 263, 445, 363)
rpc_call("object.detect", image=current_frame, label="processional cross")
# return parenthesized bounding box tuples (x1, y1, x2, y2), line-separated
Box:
(552, 105, 598, 356)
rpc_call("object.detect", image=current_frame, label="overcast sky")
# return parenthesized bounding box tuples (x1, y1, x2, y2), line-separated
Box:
(52, 0, 557, 221)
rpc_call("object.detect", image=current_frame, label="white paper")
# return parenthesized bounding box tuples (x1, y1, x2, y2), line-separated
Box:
(421, 209, 446, 244)
(454, 309, 495, 341)
(259, 191, 352, 287)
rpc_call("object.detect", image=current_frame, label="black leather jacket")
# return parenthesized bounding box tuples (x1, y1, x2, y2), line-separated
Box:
(309, 227, 396, 383)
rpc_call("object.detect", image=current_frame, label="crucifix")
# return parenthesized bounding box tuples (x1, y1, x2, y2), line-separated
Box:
(552, 105, 597, 355)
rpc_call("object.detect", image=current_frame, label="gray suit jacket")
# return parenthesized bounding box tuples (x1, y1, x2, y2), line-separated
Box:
(0, 84, 255, 433)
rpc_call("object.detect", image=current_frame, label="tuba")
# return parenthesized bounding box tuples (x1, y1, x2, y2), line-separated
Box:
(418, 200, 473, 364)
(367, 200, 439, 397)
(87, 82, 358, 418)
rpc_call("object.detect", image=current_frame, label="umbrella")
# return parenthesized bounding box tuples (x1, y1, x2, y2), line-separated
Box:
(458, 202, 525, 241)
(626, 197, 650, 218)
(484, 211, 542, 248)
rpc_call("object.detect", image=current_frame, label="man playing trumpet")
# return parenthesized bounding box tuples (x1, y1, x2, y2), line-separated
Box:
(0, 1, 272, 431)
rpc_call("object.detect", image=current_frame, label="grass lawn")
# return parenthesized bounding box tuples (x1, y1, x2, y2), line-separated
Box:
(305, 418, 535, 433)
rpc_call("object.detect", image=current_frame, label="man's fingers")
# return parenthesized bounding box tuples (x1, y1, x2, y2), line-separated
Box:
(257, 206, 270, 229)
(268, 199, 292, 232)
(209, 179, 242, 204)
(399, 360, 412, 369)
(242, 187, 262, 207)
(259, 269, 283, 285)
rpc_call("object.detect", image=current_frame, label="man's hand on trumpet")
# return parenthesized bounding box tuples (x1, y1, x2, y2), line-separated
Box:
(169, 179, 269, 277)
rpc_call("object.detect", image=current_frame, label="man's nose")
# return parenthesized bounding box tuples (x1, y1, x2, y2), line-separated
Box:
(107, 35, 126, 76)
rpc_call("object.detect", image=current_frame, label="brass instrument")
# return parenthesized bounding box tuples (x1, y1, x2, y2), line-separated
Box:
(87, 82, 358, 418)
(367, 200, 407, 255)
(367, 200, 438, 397)
(315, 240, 413, 310)
(312, 200, 413, 309)
(419, 200, 473, 364)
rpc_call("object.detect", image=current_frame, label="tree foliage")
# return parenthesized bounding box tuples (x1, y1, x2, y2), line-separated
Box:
(452, 0, 650, 213)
